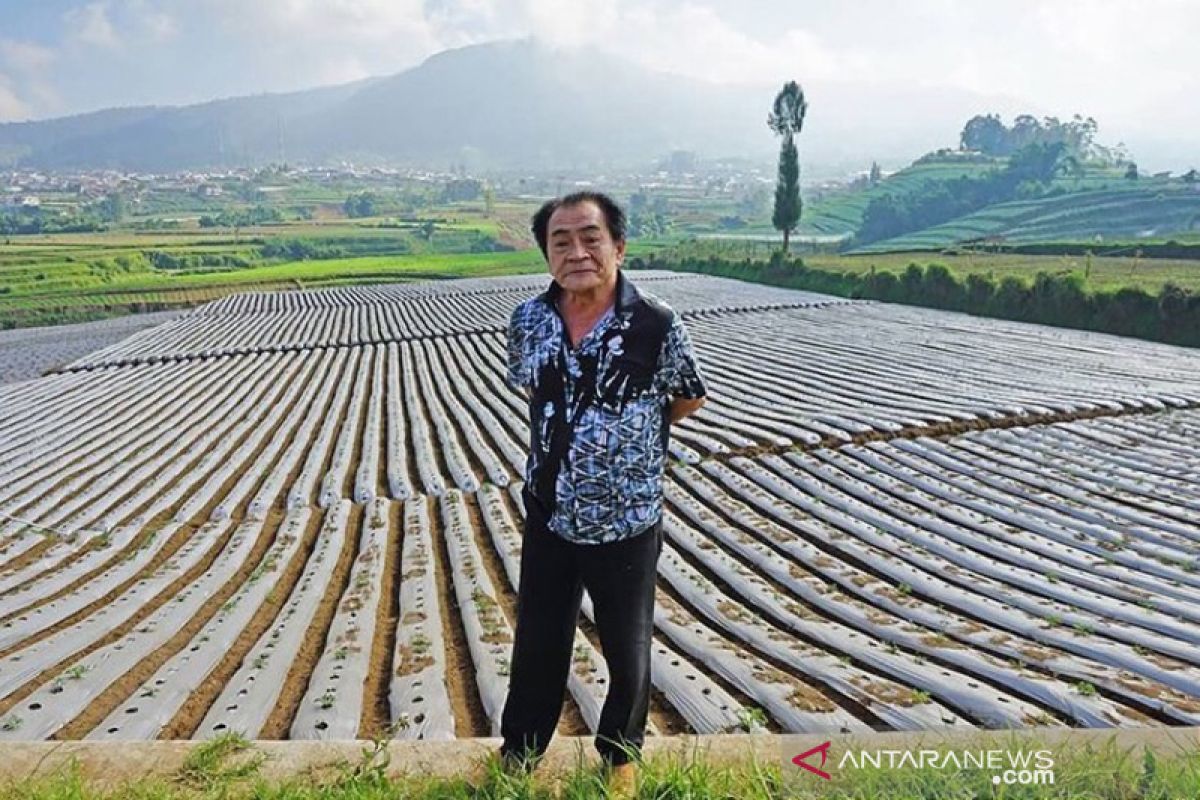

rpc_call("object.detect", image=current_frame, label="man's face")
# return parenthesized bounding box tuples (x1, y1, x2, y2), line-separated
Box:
(545, 200, 625, 294)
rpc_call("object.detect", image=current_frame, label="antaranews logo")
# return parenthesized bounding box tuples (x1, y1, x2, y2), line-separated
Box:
(791, 740, 833, 780)
(783, 738, 1056, 787)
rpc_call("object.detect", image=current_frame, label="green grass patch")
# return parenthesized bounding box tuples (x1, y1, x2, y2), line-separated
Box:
(1, 731, 1197, 799)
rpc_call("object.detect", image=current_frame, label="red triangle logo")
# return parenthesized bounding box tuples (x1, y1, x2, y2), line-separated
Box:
(792, 740, 833, 780)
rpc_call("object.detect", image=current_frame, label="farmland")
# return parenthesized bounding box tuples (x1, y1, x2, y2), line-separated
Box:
(850, 185, 1200, 254)
(1, 271, 1199, 745)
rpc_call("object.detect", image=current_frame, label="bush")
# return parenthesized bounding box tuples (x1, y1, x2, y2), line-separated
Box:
(634, 254, 1200, 347)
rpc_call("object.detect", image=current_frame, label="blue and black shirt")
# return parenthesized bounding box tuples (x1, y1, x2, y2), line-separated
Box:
(506, 271, 707, 545)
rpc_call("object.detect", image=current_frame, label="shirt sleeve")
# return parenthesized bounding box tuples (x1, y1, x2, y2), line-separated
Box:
(659, 311, 707, 400)
(506, 305, 529, 391)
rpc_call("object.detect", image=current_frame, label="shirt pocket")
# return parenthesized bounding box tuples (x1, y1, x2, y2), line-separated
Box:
(601, 351, 657, 408)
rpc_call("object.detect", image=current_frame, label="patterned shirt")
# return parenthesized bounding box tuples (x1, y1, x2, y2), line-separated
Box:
(506, 271, 707, 544)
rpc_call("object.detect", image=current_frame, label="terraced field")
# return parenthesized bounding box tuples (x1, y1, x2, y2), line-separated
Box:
(1, 271, 1198, 742)
(852, 186, 1200, 253)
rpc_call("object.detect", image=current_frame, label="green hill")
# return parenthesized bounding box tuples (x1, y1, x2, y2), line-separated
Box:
(850, 181, 1200, 253)
(804, 154, 1000, 235)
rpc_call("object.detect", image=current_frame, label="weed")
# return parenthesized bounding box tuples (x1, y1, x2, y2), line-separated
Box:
(176, 732, 263, 791)
(736, 706, 768, 732)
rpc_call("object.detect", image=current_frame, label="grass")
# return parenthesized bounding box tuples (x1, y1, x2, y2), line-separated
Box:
(804, 251, 1200, 293)
(670, 238, 1200, 293)
(1, 731, 1197, 799)
(0, 206, 544, 328)
(0, 247, 545, 328)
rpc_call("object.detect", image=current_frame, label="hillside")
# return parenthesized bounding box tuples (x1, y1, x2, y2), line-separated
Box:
(803, 155, 1001, 235)
(851, 182, 1200, 252)
(805, 145, 1200, 252)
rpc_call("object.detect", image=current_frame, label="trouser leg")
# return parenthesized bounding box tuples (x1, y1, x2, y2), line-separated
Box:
(581, 521, 664, 766)
(499, 494, 583, 766)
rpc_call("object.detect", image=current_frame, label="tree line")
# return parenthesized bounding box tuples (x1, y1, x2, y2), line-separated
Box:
(958, 113, 1121, 162)
(629, 254, 1200, 348)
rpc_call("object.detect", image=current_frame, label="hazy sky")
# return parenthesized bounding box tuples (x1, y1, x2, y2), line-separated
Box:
(1, 0, 1197, 165)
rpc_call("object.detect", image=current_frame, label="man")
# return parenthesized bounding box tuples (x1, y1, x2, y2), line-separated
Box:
(500, 191, 707, 791)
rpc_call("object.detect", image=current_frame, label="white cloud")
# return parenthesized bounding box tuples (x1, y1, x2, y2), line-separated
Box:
(196, 0, 447, 91)
(0, 73, 34, 121)
(128, 1, 179, 42)
(0, 40, 62, 120)
(64, 2, 121, 49)
(612, 4, 859, 86)
(0, 39, 57, 73)
(519, 0, 619, 47)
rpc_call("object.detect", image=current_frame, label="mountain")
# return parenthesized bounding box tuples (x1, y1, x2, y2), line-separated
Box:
(0, 40, 759, 171)
(0, 38, 1042, 172)
(0, 79, 376, 172)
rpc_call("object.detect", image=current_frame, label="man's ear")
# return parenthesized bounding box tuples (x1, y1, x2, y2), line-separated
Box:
(615, 238, 626, 265)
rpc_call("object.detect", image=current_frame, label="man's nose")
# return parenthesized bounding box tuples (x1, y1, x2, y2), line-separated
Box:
(567, 238, 590, 259)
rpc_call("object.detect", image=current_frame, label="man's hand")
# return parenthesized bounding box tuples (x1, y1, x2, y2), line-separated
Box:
(668, 395, 705, 424)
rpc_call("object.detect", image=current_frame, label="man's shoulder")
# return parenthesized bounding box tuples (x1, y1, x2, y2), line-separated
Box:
(509, 293, 551, 326)
(626, 283, 677, 329)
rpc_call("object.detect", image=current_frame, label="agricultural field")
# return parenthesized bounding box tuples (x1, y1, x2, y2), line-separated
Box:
(802, 157, 1003, 235)
(851, 185, 1200, 254)
(0, 233, 544, 330)
(0, 310, 183, 384)
(803, 250, 1200, 294)
(666, 239, 1200, 294)
(0, 271, 1199, 745)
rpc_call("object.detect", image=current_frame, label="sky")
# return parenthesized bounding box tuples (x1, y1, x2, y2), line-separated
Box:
(1, 0, 1197, 167)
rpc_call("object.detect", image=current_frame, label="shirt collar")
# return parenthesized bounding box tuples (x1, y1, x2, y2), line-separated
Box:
(541, 268, 639, 315)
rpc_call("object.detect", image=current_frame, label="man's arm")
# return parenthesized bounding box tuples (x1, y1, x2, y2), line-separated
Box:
(660, 311, 707, 424)
(506, 304, 533, 399)
(669, 395, 705, 424)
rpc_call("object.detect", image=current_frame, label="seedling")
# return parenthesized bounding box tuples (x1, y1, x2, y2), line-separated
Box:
(736, 706, 768, 732)
(63, 664, 90, 681)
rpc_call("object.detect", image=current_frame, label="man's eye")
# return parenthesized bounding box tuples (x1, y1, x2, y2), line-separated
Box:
(584, 237, 601, 246)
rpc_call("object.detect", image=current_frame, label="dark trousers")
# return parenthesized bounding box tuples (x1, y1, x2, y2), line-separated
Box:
(500, 491, 663, 767)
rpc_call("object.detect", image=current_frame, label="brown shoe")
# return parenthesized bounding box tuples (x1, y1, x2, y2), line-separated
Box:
(607, 762, 637, 799)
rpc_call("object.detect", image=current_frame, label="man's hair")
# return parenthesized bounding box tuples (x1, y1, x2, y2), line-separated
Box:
(531, 191, 627, 259)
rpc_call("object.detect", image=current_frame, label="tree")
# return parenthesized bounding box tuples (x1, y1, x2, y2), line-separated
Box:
(868, 161, 882, 185)
(98, 192, 126, 224)
(343, 191, 378, 218)
(1125, 162, 1139, 181)
(960, 114, 1007, 154)
(1183, 168, 1198, 185)
(767, 80, 807, 254)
